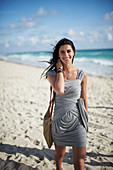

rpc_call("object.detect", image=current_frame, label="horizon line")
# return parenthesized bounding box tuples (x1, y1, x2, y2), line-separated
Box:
(0, 47, 113, 54)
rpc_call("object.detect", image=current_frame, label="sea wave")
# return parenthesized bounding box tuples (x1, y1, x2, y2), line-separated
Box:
(88, 52, 102, 56)
(75, 57, 113, 66)
(0, 53, 51, 67)
(0, 51, 113, 78)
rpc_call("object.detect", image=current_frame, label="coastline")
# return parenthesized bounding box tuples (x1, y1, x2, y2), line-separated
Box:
(0, 59, 113, 79)
(0, 59, 46, 70)
(0, 60, 113, 170)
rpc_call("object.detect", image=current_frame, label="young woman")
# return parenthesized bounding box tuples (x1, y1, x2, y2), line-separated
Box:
(43, 38, 88, 170)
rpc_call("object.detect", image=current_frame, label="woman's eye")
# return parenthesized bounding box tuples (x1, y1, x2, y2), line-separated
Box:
(67, 50, 71, 53)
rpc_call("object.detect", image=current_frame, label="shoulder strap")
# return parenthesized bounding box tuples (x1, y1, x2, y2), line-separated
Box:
(77, 69, 85, 81)
(48, 86, 55, 116)
(47, 70, 56, 77)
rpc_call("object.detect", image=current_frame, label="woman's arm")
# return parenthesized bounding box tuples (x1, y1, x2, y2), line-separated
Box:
(80, 73, 88, 111)
(47, 59, 65, 95)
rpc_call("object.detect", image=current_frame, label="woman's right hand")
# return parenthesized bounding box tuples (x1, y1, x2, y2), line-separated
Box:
(56, 59, 63, 70)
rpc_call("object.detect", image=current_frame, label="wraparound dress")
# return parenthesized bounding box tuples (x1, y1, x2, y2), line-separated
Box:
(47, 69, 88, 147)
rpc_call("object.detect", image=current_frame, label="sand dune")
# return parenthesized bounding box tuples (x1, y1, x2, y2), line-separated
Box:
(0, 60, 113, 170)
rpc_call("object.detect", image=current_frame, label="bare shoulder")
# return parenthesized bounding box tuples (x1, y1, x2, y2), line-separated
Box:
(83, 72, 87, 80)
(81, 72, 87, 84)
(47, 73, 56, 87)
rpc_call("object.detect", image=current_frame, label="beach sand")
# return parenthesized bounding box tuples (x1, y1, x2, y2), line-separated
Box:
(0, 60, 113, 170)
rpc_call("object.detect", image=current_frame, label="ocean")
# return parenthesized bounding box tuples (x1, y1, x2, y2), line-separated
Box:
(0, 49, 113, 78)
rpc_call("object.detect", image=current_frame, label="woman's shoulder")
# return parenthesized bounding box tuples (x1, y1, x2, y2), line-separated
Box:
(47, 69, 56, 76)
(77, 69, 86, 80)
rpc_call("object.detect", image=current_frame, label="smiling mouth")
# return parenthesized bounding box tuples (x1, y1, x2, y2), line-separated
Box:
(63, 57, 71, 61)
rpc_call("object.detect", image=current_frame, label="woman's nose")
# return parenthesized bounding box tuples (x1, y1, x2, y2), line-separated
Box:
(64, 52, 68, 57)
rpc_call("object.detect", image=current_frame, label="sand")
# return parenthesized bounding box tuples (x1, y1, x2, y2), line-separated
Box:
(0, 60, 113, 170)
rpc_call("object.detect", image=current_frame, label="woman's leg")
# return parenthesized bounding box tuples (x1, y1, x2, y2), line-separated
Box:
(54, 143, 66, 170)
(72, 147, 86, 170)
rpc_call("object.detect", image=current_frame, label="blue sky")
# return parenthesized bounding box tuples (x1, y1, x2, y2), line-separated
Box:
(0, 0, 113, 53)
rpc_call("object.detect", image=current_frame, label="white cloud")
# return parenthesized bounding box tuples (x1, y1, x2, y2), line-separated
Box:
(19, 17, 36, 28)
(103, 11, 113, 23)
(41, 39, 51, 44)
(35, 6, 57, 17)
(79, 32, 84, 36)
(5, 42, 10, 48)
(20, 17, 29, 22)
(68, 27, 113, 45)
(68, 29, 75, 36)
(36, 6, 48, 17)
(10, 24, 16, 29)
(51, 9, 57, 15)
(30, 37, 39, 45)
(105, 26, 113, 32)
(17, 36, 25, 46)
(9, 6, 57, 30)
(90, 31, 99, 40)
(68, 29, 85, 42)
(25, 21, 35, 28)
(41, 38, 53, 44)
(40, 35, 54, 44)
(104, 26, 113, 41)
(10, 19, 35, 29)
(68, 26, 112, 45)
(107, 33, 112, 41)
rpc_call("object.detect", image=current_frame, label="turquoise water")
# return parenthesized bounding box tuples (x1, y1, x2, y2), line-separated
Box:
(0, 49, 113, 78)
(75, 49, 113, 78)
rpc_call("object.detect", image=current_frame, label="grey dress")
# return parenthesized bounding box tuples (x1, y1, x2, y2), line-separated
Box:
(47, 69, 88, 147)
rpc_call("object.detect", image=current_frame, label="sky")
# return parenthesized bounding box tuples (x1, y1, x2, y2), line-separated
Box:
(0, 0, 113, 53)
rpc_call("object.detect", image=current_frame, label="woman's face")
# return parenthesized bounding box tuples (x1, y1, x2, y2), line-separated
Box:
(59, 44, 74, 64)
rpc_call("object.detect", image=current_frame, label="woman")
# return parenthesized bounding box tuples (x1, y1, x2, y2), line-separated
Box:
(43, 38, 88, 170)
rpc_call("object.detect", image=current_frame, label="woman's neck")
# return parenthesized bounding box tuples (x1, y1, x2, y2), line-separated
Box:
(63, 63, 74, 72)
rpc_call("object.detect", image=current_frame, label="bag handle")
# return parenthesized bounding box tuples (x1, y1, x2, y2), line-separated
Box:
(48, 86, 55, 116)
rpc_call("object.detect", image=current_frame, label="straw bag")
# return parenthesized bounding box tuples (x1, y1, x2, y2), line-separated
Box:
(43, 86, 55, 148)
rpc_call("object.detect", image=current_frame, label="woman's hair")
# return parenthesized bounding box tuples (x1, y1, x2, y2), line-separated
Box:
(41, 38, 76, 78)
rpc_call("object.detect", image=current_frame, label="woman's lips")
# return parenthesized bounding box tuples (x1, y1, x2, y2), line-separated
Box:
(63, 57, 70, 61)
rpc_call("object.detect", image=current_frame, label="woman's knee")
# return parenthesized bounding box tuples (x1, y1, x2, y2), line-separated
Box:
(54, 144, 66, 159)
(75, 157, 85, 164)
(73, 147, 86, 165)
(54, 150, 65, 159)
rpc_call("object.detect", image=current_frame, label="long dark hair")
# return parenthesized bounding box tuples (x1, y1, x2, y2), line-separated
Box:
(41, 38, 76, 78)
